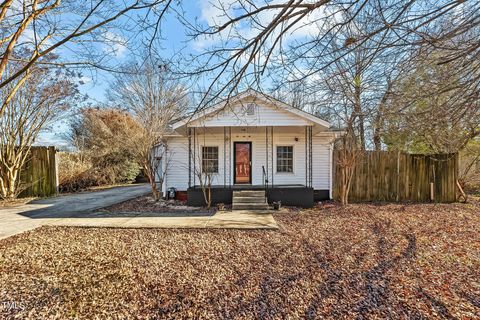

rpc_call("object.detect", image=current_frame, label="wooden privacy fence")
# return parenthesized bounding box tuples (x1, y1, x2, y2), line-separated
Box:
(18, 146, 58, 198)
(333, 151, 458, 203)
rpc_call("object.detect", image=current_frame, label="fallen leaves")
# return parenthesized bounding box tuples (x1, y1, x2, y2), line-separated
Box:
(97, 196, 216, 216)
(0, 200, 479, 319)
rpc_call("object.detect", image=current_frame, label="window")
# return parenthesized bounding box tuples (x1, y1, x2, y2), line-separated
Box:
(246, 103, 256, 115)
(202, 146, 219, 173)
(277, 146, 293, 173)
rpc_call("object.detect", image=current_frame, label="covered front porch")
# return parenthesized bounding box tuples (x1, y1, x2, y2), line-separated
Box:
(174, 124, 333, 208)
(187, 184, 316, 208)
(183, 125, 317, 188)
(164, 91, 336, 208)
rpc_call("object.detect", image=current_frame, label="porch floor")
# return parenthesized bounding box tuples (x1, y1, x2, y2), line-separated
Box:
(187, 185, 315, 208)
(189, 184, 307, 189)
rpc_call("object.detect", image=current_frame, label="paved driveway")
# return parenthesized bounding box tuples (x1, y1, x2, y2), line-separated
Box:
(0, 185, 278, 240)
(0, 184, 151, 239)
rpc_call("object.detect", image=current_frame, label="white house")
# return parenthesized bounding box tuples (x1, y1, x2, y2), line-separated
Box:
(157, 89, 341, 208)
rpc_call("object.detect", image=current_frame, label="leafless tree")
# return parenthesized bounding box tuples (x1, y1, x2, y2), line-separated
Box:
(150, 142, 172, 200)
(383, 48, 480, 154)
(0, 62, 78, 199)
(0, 0, 175, 118)
(458, 138, 480, 198)
(108, 59, 188, 200)
(193, 149, 217, 209)
(179, 0, 475, 108)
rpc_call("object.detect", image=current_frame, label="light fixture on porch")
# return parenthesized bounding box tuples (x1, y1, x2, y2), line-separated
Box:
(295, 137, 299, 142)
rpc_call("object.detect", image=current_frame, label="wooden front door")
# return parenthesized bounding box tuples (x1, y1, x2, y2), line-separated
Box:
(234, 142, 251, 184)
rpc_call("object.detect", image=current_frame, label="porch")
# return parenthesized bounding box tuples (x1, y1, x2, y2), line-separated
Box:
(187, 184, 317, 208)
(182, 126, 317, 188)
(161, 90, 337, 208)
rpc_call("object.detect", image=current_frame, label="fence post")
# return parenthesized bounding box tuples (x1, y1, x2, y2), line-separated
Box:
(396, 151, 400, 202)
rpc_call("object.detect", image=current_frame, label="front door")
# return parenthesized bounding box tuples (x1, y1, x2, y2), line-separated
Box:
(234, 142, 251, 184)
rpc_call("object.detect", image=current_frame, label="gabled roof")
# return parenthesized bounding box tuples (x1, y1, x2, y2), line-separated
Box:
(172, 89, 331, 129)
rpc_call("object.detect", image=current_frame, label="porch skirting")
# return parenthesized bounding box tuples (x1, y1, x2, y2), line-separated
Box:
(187, 186, 329, 208)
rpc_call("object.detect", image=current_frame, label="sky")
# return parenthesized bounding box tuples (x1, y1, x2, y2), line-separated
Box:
(36, 0, 340, 148)
(37, 1, 205, 148)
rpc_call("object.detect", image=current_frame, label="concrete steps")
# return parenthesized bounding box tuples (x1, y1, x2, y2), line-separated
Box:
(232, 190, 269, 210)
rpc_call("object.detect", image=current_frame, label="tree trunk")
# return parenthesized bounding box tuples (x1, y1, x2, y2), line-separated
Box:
(373, 93, 387, 151)
(373, 115, 382, 151)
(144, 163, 161, 201)
(0, 159, 21, 199)
(353, 73, 366, 151)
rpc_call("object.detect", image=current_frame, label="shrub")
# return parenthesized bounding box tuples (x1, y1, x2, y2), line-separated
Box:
(58, 152, 97, 193)
(58, 150, 141, 193)
(62, 108, 142, 192)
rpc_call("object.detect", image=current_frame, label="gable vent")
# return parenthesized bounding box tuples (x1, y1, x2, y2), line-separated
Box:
(246, 103, 256, 115)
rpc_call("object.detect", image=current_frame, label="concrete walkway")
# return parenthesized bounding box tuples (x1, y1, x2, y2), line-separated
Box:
(0, 184, 151, 239)
(0, 185, 278, 240)
(48, 210, 278, 230)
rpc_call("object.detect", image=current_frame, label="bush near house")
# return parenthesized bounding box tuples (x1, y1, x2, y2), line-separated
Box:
(58, 151, 140, 193)
(59, 108, 144, 193)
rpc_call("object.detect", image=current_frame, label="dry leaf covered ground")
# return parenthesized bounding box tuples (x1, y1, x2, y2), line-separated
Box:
(97, 196, 217, 216)
(1, 200, 479, 319)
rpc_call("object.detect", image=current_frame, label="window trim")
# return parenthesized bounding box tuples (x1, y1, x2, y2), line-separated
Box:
(201, 145, 219, 174)
(275, 145, 295, 174)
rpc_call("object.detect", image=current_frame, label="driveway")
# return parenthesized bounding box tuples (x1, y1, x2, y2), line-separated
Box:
(0, 185, 278, 240)
(0, 184, 151, 239)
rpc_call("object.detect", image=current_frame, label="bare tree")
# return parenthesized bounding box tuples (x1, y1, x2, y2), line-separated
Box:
(193, 148, 217, 209)
(108, 60, 188, 200)
(150, 142, 172, 200)
(178, 0, 476, 110)
(458, 139, 480, 199)
(335, 118, 362, 205)
(0, 62, 78, 199)
(383, 49, 480, 154)
(0, 0, 175, 118)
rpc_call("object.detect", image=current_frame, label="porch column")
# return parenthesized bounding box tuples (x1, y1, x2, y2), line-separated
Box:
(305, 126, 308, 187)
(223, 127, 226, 187)
(309, 126, 312, 187)
(193, 127, 196, 187)
(305, 126, 313, 188)
(271, 126, 274, 186)
(188, 127, 191, 188)
(265, 126, 269, 187)
(229, 127, 232, 187)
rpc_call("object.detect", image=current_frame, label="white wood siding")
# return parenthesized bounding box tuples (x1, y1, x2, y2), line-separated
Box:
(190, 98, 314, 127)
(163, 130, 333, 192)
(164, 137, 189, 193)
(312, 136, 332, 190)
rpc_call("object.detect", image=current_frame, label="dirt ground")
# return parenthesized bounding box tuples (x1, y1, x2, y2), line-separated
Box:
(1, 200, 479, 319)
(97, 195, 217, 215)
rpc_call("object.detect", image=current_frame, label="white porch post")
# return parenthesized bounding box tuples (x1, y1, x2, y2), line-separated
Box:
(162, 144, 167, 197)
(329, 142, 333, 199)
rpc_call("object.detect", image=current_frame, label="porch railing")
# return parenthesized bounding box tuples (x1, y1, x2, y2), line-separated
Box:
(262, 165, 269, 188)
